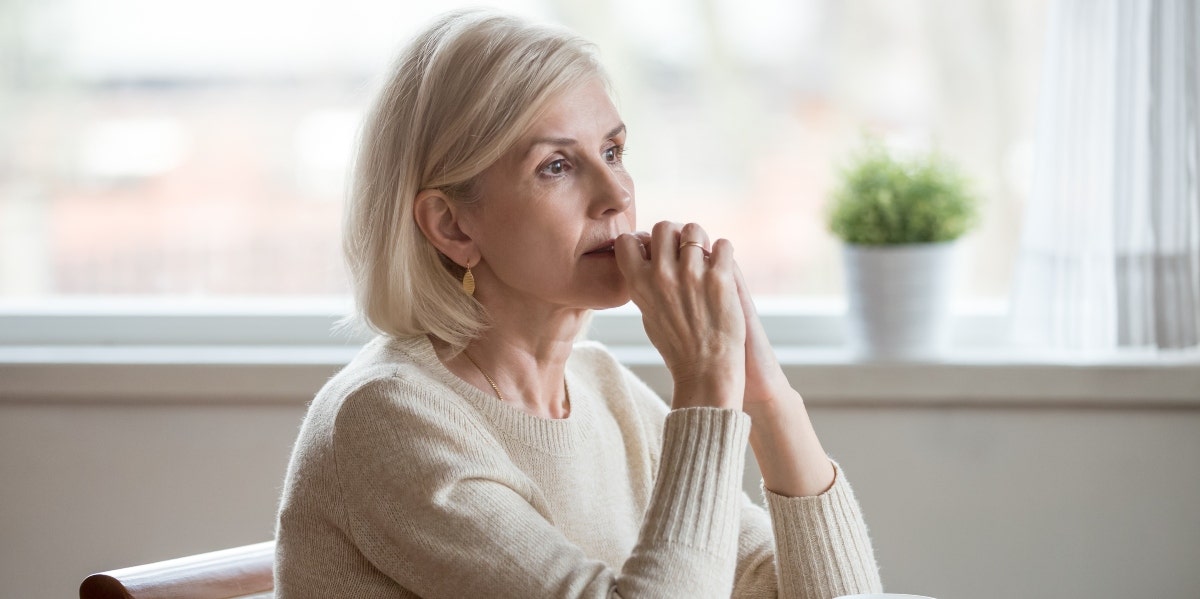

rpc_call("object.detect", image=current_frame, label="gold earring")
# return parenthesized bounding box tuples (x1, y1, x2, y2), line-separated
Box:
(462, 259, 476, 296)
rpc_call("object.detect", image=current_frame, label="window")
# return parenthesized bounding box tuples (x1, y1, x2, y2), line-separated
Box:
(0, 0, 1047, 302)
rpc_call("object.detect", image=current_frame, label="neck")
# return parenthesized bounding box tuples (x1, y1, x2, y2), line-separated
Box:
(435, 296, 587, 420)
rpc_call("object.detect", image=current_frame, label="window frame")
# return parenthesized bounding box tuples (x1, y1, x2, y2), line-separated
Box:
(0, 296, 1009, 348)
(2, 298, 1197, 407)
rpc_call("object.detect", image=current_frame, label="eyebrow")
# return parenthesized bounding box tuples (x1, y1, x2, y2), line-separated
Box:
(526, 123, 627, 154)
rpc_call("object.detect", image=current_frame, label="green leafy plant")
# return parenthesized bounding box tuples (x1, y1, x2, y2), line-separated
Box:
(827, 141, 979, 245)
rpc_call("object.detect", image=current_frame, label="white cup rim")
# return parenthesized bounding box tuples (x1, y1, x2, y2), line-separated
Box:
(834, 594, 937, 599)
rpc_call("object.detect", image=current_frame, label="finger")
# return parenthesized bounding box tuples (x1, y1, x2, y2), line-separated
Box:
(710, 237, 735, 272)
(732, 261, 754, 315)
(678, 222, 710, 248)
(732, 261, 771, 343)
(650, 221, 682, 271)
(614, 233, 648, 280)
(634, 231, 652, 260)
(678, 222, 711, 270)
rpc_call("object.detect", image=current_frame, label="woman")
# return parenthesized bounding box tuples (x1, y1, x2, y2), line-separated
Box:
(276, 9, 882, 599)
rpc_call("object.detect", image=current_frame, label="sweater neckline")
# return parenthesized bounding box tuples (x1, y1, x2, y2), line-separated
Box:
(383, 334, 592, 456)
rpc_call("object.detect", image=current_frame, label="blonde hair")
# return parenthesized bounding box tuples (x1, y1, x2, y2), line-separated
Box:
(340, 10, 604, 349)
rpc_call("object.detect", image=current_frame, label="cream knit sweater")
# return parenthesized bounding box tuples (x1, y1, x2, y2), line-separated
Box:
(275, 334, 882, 598)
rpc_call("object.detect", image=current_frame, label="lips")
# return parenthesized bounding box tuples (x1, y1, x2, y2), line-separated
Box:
(583, 237, 619, 255)
(584, 242, 616, 255)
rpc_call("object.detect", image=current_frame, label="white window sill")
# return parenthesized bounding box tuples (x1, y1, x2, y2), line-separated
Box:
(2, 298, 1198, 407)
(2, 344, 1197, 408)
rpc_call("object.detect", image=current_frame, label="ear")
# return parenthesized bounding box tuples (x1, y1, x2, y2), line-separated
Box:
(413, 189, 476, 267)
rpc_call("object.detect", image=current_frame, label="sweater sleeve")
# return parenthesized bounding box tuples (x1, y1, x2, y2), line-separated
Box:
(617, 363, 882, 599)
(330, 377, 752, 599)
(732, 463, 883, 599)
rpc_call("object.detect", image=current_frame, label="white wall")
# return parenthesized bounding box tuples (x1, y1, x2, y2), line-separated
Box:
(812, 406, 1200, 598)
(2, 381, 1199, 599)
(0, 401, 301, 599)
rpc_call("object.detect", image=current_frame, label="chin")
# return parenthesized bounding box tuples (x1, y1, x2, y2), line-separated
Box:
(589, 295, 631, 310)
(581, 280, 631, 310)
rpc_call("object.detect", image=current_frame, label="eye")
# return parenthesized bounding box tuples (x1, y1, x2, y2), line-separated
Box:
(540, 159, 568, 176)
(603, 145, 624, 163)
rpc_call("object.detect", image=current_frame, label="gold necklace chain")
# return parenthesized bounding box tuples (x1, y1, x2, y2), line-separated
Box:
(462, 350, 505, 400)
(461, 350, 570, 412)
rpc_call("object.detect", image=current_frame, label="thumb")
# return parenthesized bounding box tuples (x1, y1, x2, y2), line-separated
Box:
(734, 264, 770, 342)
(614, 233, 648, 280)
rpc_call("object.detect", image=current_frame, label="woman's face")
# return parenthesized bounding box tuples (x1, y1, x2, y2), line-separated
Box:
(463, 76, 636, 311)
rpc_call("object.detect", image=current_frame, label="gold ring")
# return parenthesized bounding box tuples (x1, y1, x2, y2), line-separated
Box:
(679, 241, 706, 251)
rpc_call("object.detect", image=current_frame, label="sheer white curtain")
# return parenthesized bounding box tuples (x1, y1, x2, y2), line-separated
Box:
(1011, 0, 1200, 351)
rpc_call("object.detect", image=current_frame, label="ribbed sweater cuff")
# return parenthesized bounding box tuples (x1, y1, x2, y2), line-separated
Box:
(642, 407, 751, 554)
(764, 461, 883, 597)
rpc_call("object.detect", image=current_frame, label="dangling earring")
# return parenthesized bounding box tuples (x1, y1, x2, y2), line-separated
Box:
(461, 259, 476, 296)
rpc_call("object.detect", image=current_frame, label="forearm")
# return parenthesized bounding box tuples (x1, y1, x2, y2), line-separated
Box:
(745, 390, 835, 498)
(738, 392, 883, 596)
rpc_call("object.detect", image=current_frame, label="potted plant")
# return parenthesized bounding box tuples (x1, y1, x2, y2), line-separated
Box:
(827, 141, 979, 359)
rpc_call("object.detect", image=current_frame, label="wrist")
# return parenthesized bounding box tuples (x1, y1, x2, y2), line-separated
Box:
(745, 393, 835, 497)
(672, 371, 745, 410)
(743, 384, 802, 418)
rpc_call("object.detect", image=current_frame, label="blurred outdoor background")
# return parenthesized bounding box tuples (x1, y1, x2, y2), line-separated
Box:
(0, 0, 1047, 301)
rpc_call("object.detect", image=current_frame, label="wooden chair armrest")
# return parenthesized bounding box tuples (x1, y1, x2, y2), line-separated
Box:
(79, 540, 275, 599)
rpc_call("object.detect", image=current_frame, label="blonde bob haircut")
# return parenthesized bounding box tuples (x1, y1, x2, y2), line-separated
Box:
(341, 10, 605, 350)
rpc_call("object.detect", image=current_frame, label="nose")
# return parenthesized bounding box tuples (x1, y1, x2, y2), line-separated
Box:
(588, 162, 633, 219)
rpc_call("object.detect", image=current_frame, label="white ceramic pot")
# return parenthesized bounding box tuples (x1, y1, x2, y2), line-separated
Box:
(842, 241, 958, 360)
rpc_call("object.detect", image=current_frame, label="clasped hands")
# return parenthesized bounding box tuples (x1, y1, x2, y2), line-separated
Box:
(614, 221, 794, 414)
